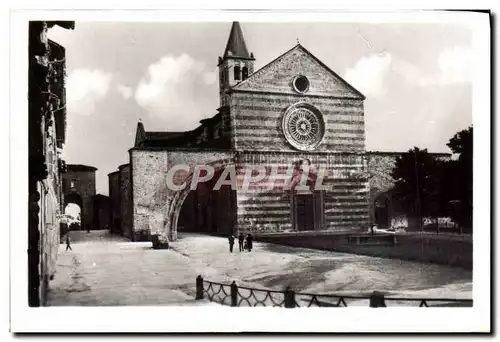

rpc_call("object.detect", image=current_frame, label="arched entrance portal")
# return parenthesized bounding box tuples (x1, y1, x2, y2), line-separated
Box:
(169, 161, 236, 240)
(64, 192, 85, 231)
(177, 167, 237, 236)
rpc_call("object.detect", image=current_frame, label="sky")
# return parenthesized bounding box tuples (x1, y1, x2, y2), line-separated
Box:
(47, 21, 473, 195)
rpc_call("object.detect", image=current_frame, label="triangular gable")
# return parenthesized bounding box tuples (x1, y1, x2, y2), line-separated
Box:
(232, 44, 365, 99)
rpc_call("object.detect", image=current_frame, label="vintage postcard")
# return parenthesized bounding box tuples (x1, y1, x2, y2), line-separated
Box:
(10, 8, 491, 334)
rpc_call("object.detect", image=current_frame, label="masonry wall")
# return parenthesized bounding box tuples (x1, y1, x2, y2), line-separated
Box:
(94, 196, 110, 230)
(235, 151, 369, 234)
(62, 170, 96, 230)
(130, 149, 234, 240)
(231, 93, 365, 153)
(119, 165, 132, 239)
(255, 232, 472, 269)
(108, 172, 121, 234)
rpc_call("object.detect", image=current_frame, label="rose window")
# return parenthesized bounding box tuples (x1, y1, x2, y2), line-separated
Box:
(282, 103, 325, 151)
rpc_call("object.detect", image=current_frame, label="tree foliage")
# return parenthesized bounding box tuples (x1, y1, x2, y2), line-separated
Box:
(444, 126, 473, 230)
(391, 147, 443, 219)
(390, 126, 473, 232)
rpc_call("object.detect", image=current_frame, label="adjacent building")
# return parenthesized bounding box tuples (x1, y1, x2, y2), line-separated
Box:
(28, 21, 75, 306)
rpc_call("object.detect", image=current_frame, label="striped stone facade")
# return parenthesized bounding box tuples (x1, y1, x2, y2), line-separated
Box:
(234, 151, 369, 234)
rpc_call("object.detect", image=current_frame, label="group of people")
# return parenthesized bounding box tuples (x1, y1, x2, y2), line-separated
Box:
(228, 233, 253, 253)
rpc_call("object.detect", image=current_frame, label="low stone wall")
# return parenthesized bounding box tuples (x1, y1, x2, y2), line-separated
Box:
(254, 232, 472, 269)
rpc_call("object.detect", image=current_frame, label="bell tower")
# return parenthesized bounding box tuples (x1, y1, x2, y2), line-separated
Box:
(218, 22, 255, 107)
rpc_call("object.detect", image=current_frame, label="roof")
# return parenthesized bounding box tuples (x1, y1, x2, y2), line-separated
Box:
(67, 164, 97, 172)
(231, 43, 365, 100)
(223, 22, 253, 60)
(118, 163, 130, 170)
(145, 131, 185, 141)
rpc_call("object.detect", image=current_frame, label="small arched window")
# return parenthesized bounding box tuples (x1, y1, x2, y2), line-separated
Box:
(242, 66, 249, 80)
(234, 66, 241, 81)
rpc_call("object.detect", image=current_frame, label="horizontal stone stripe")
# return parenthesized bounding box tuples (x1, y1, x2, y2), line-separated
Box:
(237, 209, 290, 216)
(235, 109, 364, 119)
(233, 160, 365, 168)
(325, 213, 369, 220)
(325, 199, 369, 206)
(236, 128, 365, 137)
(325, 209, 370, 215)
(238, 120, 365, 132)
(237, 139, 365, 149)
(235, 115, 365, 125)
(239, 203, 290, 210)
(237, 193, 285, 200)
(233, 96, 363, 108)
(235, 110, 364, 120)
(324, 202, 369, 209)
(235, 138, 366, 146)
(325, 203, 370, 214)
(233, 167, 366, 174)
(325, 219, 370, 225)
(235, 133, 366, 143)
(324, 195, 368, 201)
(237, 216, 291, 223)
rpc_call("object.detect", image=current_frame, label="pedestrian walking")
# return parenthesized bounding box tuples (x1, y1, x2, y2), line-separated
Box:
(228, 235, 235, 253)
(246, 233, 253, 252)
(65, 234, 72, 251)
(238, 233, 244, 252)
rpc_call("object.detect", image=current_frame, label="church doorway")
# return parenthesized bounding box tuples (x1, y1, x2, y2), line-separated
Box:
(290, 159, 325, 231)
(292, 192, 324, 231)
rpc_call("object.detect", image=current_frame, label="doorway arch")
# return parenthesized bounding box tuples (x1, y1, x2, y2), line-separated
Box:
(168, 159, 236, 241)
(64, 192, 84, 231)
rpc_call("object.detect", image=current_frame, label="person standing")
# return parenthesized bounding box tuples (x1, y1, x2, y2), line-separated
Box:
(228, 235, 235, 253)
(246, 233, 253, 252)
(65, 234, 72, 251)
(238, 233, 244, 252)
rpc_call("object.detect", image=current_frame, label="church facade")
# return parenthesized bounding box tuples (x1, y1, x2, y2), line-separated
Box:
(109, 22, 449, 242)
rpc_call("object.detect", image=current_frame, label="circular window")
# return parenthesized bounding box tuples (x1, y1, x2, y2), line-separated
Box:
(282, 103, 325, 151)
(292, 75, 310, 93)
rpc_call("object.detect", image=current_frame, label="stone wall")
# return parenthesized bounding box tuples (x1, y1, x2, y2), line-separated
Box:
(108, 171, 120, 234)
(119, 164, 132, 239)
(62, 168, 96, 230)
(255, 232, 472, 269)
(130, 149, 234, 240)
(93, 195, 110, 230)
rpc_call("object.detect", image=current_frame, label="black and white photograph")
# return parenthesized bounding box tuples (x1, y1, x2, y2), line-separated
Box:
(8, 7, 491, 334)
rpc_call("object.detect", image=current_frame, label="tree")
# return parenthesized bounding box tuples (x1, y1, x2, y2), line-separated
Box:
(444, 126, 473, 231)
(391, 147, 444, 226)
